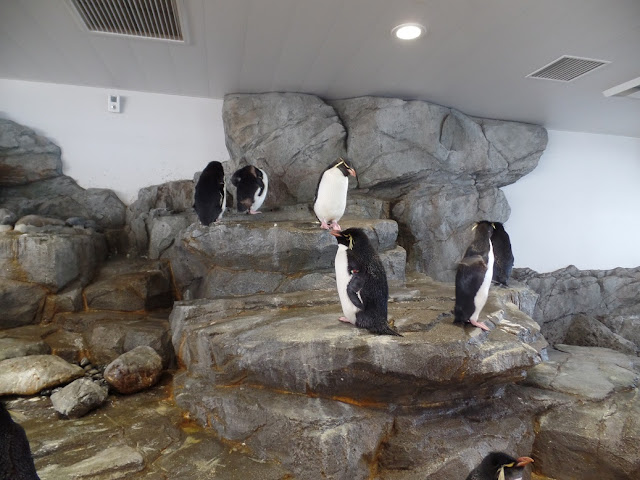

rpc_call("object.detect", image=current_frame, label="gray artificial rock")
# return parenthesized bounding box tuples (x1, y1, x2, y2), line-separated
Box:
(223, 92, 348, 207)
(601, 314, 640, 350)
(564, 314, 637, 355)
(50, 377, 108, 418)
(83, 258, 174, 311)
(0, 230, 107, 292)
(0, 278, 48, 328)
(171, 275, 544, 406)
(0, 176, 126, 230)
(0, 354, 84, 395)
(52, 310, 174, 367)
(148, 211, 196, 259)
(0, 118, 62, 186)
(104, 346, 163, 394)
(0, 208, 17, 225)
(0, 337, 51, 361)
(513, 266, 640, 345)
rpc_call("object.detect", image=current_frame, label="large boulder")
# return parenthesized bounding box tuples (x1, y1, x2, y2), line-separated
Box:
(0, 354, 84, 395)
(0, 278, 48, 328)
(513, 265, 640, 345)
(0, 230, 107, 293)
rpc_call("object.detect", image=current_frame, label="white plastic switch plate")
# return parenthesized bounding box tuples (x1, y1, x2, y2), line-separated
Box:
(108, 94, 120, 113)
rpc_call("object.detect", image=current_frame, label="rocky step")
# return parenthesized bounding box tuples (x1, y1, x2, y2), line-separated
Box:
(171, 273, 546, 407)
(83, 257, 175, 312)
(165, 217, 406, 299)
(1, 310, 174, 370)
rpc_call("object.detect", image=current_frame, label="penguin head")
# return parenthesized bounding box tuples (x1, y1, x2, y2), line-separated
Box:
(332, 157, 357, 178)
(474, 452, 534, 480)
(473, 221, 495, 239)
(330, 228, 369, 250)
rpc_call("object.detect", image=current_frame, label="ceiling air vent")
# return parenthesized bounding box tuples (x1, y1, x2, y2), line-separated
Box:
(67, 0, 188, 43)
(527, 55, 609, 82)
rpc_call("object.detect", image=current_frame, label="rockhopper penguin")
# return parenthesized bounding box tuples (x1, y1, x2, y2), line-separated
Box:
(466, 452, 534, 480)
(313, 158, 356, 231)
(194, 161, 226, 225)
(491, 222, 514, 286)
(0, 402, 41, 480)
(230, 164, 268, 214)
(330, 228, 402, 336)
(454, 221, 495, 331)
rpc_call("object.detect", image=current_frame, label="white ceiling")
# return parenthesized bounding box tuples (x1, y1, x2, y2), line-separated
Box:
(1, 0, 640, 138)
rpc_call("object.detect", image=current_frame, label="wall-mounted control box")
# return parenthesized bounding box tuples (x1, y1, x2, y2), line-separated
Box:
(108, 95, 121, 113)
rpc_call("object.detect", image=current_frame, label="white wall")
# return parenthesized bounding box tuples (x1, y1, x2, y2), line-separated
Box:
(2, 79, 639, 272)
(0, 79, 228, 204)
(503, 130, 640, 273)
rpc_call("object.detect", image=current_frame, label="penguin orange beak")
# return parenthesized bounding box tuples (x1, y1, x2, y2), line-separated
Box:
(347, 167, 356, 177)
(329, 230, 342, 237)
(516, 457, 534, 467)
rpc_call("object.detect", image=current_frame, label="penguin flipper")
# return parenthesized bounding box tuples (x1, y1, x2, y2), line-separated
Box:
(346, 275, 365, 310)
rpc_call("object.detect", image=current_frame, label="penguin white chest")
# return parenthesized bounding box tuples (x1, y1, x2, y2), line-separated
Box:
(334, 245, 359, 324)
(471, 241, 494, 322)
(217, 179, 227, 222)
(314, 169, 349, 222)
(251, 168, 268, 211)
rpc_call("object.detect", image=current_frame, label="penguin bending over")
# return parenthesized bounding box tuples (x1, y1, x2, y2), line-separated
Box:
(466, 452, 534, 480)
(491, 222, 514, 286)
(331, 228, 402, 336)
(1, 402, 41, 480)
(454, 221, 495, 331)
(231, 164, 268, 214)
(194, 161, 226, 226)
(313, 158, 356, 231)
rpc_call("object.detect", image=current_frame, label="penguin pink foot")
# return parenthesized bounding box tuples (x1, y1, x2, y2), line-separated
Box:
(470, 319, 490, 331)
(249, 210, 262, 215)
(331, 222, 342, 231)
(320, 221, 331, 229)
(338, 316, 352, 323)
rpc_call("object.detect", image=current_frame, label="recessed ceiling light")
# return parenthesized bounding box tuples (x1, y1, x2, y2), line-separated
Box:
(392, 23, 426, 41)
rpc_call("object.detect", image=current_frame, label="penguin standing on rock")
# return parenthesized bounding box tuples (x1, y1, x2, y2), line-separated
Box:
(230, 164, 268, 214)
(454, 221, 495, 331)
(194, 161, 226, 226)
(466, 452, 534, 480)
(313, 158, 356, 231)
(330, 228, 402, 336)
(491, 222, 514, 286)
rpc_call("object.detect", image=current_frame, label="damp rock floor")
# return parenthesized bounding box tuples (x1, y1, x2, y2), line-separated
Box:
(5, 374, 293, 480)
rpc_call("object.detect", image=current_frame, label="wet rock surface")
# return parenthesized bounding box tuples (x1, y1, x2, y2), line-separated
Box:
(5, 376, 292, 479)
(50, 377, 108, 418)
(0, 355, 84, 396)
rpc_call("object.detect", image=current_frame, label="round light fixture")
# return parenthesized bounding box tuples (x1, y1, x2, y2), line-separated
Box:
(392, 23, 426, 40)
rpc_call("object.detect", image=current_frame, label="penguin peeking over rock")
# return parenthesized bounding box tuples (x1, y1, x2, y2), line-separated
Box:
(454, 221, 495, 331)
(230, 164, 268, 215)
(466, 452, 534, 480)
(490, 222, 514, 287)
(194, 161, 226, 226)
(330, 228, 402, 336)
(313, 157, 357, 231)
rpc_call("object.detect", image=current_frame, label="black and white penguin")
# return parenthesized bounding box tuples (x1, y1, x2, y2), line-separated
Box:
(491, 222, 514, 286)
(330, 228, 402, 336)
(0, 402, 41, 480)
(230, 164, 268, 214)
(194, 161, 226, 226)
(313, 158, 356, 231)
(454, 221, 495, 331)
(466, 452, 534, 480)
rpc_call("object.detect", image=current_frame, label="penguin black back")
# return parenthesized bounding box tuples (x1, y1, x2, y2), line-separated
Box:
(491, 222, 514, 286)
(231, 165, 266, 213)
(463, 221, 494, 263)
(0, 402, 41, 480)
(331, 228, 401, 336)
(466, 452, 534, 480)
(194, 161, 226, 226)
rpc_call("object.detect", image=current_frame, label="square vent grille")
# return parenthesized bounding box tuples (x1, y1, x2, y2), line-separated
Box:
(67, 0, 188, 43)
(527, 55, 609, 82)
